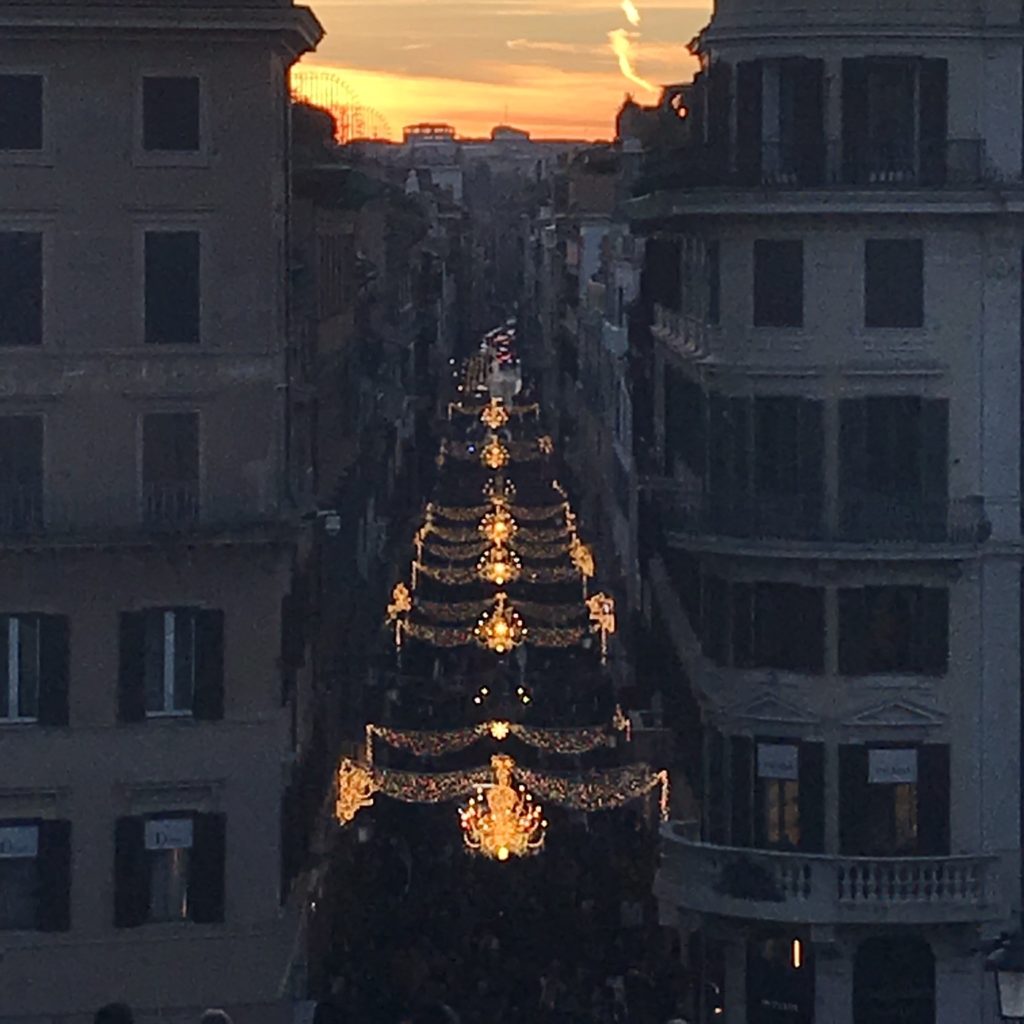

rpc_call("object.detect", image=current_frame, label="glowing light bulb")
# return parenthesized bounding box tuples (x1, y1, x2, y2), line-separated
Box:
(497, 846, 510, 861)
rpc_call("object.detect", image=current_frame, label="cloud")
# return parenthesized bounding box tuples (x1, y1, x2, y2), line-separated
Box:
(621, 0, 641, 26)
(506, 38, 597, 54)
(400, 42, 432, 50)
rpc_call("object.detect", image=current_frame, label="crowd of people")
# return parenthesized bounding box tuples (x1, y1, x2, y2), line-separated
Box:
(312, 799, 695, 1024)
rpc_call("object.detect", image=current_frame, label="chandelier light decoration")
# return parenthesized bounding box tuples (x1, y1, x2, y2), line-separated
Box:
(459, 754, 547, 861)
(473, 592, 526, 654)
(480, 434, 510, 470)
(477, 544, 522, 586)
(484, 476, 517, 505)
(480, 398, 510, 430)
(386, 582, 412, 647)
(479, 504, 518, 545)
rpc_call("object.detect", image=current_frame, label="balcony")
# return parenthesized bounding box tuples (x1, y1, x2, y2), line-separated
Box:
(650, 485, 989, 549)
(142, 481, 200, 529)
(655, 823, 1004, 926)
(0, 486, 43, 537)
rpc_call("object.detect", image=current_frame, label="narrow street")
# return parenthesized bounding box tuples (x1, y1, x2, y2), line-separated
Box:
(310, 328, 684, 1024)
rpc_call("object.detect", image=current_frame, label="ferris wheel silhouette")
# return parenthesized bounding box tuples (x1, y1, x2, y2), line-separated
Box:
(289, 65, 393, 143)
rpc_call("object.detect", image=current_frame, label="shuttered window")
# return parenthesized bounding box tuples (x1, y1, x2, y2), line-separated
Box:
(865, 239, 924, 328)
(0, 820, 70, 931)
(0, 614, 68, 725)
(118, 608, 223, 722)
(114, 812, 226, 927)
(0, 76, 42, 150)
(753, 240, 803, 327)
(144, 232, 200, 345)
(0, 232, 42, 347)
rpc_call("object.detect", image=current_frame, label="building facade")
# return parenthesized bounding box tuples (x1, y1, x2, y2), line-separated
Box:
(0, 1, 323, 1020)
(631, 1, 1024, 1021)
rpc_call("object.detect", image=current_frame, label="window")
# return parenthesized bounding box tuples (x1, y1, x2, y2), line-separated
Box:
(753, 240, 803, 327)
(839, 745, 949, 855)
(843, 58, 948, 186)
(0, 416, 43, 534)
(142, 77, 200, 152)
(839, 397, 948, 540)
(0, 820, 71, 931)
(144, 232, 200, 345)
(865, 240, 923, 328)
(706, 240, 720, 325)
(733, 582, 825, 674)
(118, 608, 223, 722)
(142, 412, 199, 524)
(838, 586, 948, 676)
(0, 614, 69, 724)
(0, 75, 42, 150)
(0, 232, 42, 346)
(727, 738, 824, 851)
(114, 813, 225, 927)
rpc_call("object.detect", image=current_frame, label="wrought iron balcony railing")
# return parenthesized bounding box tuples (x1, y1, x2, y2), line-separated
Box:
(0, 486, 43, 536)
(142, 481, 200, 529)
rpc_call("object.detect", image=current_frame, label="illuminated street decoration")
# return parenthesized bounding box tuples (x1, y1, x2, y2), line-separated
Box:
(335, 760, 376, 824)
(569, 536, 596, 596)
(459, 754, 546, 861)
(480, 398, 510, 430)
(473, 592, 526, 654)
(480, 435, 510, 470)
(477, 544, 522, 586)
(479, 505, 518, 545)
(386, 582, 412, 647)
(586, 592, 617, 663)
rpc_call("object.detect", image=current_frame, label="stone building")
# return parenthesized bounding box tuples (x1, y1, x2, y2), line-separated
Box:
(0, 0, 324, 1020)
(627, 0, 1024, 1021)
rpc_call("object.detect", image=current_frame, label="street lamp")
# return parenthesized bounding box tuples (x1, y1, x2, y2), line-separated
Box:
(986, 935, 1024, 1019)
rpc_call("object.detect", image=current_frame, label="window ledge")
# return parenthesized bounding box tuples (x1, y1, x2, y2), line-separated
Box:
(132, 150, 211, 169)
(0, 150, 53, 167)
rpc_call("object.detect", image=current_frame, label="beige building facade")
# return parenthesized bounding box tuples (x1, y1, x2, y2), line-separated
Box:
(0, 0, 323, 1020)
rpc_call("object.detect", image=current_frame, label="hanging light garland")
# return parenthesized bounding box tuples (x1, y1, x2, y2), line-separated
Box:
(586, 592, 617, 664)
(460, 754, 547, 861)
(386, 582, 412, 647)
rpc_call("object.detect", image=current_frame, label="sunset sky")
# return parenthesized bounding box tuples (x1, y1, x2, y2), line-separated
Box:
(296, 0, 712, 141)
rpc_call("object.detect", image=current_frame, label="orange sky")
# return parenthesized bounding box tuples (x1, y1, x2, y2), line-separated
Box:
(295, 0, 711, 141)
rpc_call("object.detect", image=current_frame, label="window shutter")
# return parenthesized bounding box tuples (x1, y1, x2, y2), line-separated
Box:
(707, 61, 733, 175)
(36, 819, 71, 931)
(838, 399, 868, 526)
(37, 615, 70, 727)
(841, 59, 868, 183)
(705, 728, 727, 844)
(117, 613, 147, 723)
(114, 816, 149, 927)
(190, 813, 226, 924)
(281, 595, 306, 669)
(193, 610, 224, 721)
(731, 582, 753, 668)
(729, 736, 754, 847)
(793, 59, 825, 185)
(920, 399, 948, 507)
(919, 59, 948, 185)
(921, 589, 949, 676)
(735, 61, 763, 185)
(798, 743, 825, 853)
(838, 746, 869, 854)
(798, 400, 824, 533)
(837, 589, 866, 676)
(917, 745, 950, 854)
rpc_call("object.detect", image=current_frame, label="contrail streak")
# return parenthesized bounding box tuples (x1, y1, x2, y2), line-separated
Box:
(621, 0, 641, 26)
(608, 28, 657, 93)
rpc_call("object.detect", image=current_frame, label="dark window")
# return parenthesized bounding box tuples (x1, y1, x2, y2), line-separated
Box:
(838, 587, 948, 676)
(145, 232, 199, 345)
(854, 937, 935, 1024)
(748, 582, 825, 674)
(0, 232, 42, 346)
(142, 412, 199, 524)
(118, 608, 223, 722)
(0, 76, 42, 150)
(114, 812, 225, 927)
(839, 397, 948, 540)
(0, 415, 43, 533)
(839, 745, 949, 856)
(142, 77, 200, 152)
(865, 239, 923, 328)
(0, 820, 70, 931)
(701, 575, 729, 665)
(753, 240, 803, 327)
(0, 614, 69, 725)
